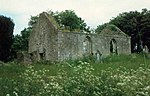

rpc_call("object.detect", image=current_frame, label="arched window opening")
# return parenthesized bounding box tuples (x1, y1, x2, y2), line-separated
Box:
(83, 36, 92, 55)
(110, 39, 117, 54)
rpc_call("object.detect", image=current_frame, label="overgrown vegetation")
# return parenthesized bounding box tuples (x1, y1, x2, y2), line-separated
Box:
(0, 54, 150, 95)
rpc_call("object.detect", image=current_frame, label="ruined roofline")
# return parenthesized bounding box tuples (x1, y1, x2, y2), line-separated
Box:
(100, 24, 130, 37)
(58, 31, 131, 39)
(39, 12, 130, 39)
(40, 12, 60, 30)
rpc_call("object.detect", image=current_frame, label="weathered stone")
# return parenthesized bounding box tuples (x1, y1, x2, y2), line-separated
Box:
(17, 51, 32, 64)
(28, 12, 131, 62)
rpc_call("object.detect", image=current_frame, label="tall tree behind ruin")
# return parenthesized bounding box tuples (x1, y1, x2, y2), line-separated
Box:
(0, 15, 14, 62)
(95, 8, 150, 53)
(54, 10, 89, 31)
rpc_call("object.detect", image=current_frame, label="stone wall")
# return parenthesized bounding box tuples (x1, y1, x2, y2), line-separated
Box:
(17, 51, 31, 64)
(28, 12, 58, 61)
(28, 12, 131, 62)
(57, 32, 131, 61)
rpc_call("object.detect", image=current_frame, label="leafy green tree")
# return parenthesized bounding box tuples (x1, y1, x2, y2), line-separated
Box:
(13, 27, 31, 52)
(140, 9, 150, 52)
(95, 9, 150, 53)
(53, 10, 89, 31)
(0, 15, 14, 62)
(57, 10, 80, 30)
(28, 15, 39, 27)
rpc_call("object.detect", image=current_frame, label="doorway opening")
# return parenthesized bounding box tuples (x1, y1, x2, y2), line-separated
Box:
(110, 39, 117, 54)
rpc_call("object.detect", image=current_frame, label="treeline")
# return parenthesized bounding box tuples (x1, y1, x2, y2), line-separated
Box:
(95, 8, 150, 53)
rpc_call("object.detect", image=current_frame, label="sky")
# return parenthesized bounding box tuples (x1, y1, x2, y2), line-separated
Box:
(0, 0, 150, 35)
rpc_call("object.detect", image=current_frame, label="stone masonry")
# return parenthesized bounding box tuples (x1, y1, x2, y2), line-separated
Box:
(28, 12, 131, 62)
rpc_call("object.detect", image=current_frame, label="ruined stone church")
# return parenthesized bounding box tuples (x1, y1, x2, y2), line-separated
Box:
(28, 12, 131, 61)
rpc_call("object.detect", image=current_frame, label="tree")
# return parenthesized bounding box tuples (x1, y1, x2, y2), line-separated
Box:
(140, 9, 150, 52)
(13, 27, 31, 52)
(95, 9, 150, 53)
(28, 15, 39, 27)
(52, 10, 89, 31)
(0, 15, 14, 62)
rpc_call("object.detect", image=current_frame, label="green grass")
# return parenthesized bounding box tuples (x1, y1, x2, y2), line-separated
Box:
(32, 53, 150, 76)
(0, 62, 26, 79)
(0, 53, 149, 78)
(93, 53, 150, 72)
(0, 53, 150, 95)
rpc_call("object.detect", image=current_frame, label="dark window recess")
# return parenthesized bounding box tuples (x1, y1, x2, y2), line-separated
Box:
(39, 53, 44, 60)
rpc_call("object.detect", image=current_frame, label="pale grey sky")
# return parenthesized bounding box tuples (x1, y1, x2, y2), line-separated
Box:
(0, 0, 150, 34)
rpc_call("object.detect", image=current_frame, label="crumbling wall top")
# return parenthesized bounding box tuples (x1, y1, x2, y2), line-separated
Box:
(100, 24, 129, 37)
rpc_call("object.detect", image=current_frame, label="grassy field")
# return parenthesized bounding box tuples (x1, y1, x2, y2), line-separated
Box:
(0, 53, 150, 96)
